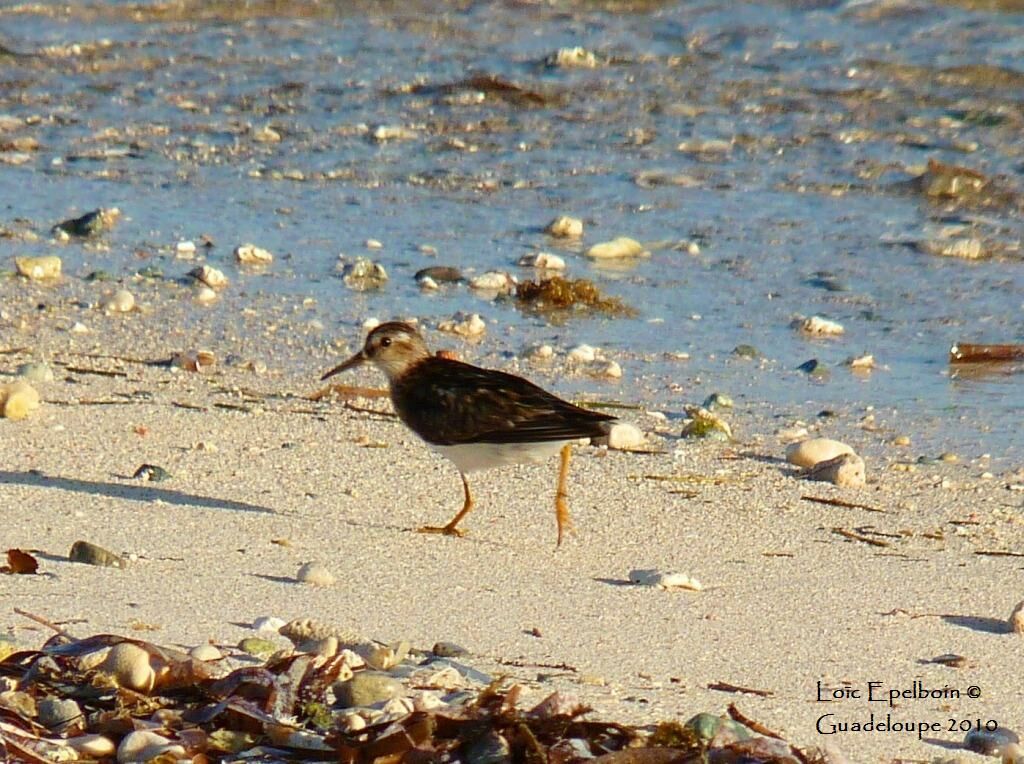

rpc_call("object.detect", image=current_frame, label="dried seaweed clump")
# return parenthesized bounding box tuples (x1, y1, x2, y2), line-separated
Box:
(514, 276, 636, 317)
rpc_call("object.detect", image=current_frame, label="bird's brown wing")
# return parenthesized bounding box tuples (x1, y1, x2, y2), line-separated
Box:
(391, 358, 615, 446)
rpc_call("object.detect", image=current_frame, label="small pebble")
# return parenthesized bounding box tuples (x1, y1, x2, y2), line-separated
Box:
(891, 435, 911, 447)
(607, 422, 645, 450)
(468, 271, 516, 294)
(589, 360, 622, 379)
(189, 644, 223, 661)
(415, 266, 463, 283)
(105, 289, 135, 313)
(252, 124, 281, 143)
(437, 312, 486, 338)
(365, 238, 383, 249)
(432, 641, 468, 658)
(238, 637, 278, 658)
(341, 258, 388, 290)
(628, 569, 703, 591)
(1, 379, 41, 421)
(67, 735, 116, 758)
(252, 615, 286, 633)
(296, 561, 335, 587)
(194, 285, 218, 304)
(334, 671, 406, 708)
(175, 240, 197, 257)
(522, 344, 555, 362)
(547, 47, 598, 68)
(36, 697, 82, 729)
(567, 344, 597, 364)
(786, 438, 855, 469)
(190, 265, 228, 289)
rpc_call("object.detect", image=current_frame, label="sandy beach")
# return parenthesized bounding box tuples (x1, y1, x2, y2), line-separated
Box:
(1, 319, 1022, 762)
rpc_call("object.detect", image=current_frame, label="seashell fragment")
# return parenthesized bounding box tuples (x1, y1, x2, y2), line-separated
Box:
(545, 215, 583, 238)
(785, 438, 855, 469)
(0, 379, 41, 420)
(585, 237, 648, 260)
(341, 258, 388, 290)
(15, 255, 62, 281)
(566, 344, 598, 364)
(278, 618, 369, 648)
(189, 264, 228, 289)
(67, 734, 116, 758)
(189, 644, 223, 661)
(547, 47, 598, 68)
(68, 540, 125, 568)
(680, 406, 732, 440)
(234, 243, 274, 265)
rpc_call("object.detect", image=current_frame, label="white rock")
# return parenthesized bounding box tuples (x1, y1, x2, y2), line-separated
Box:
(468, 271, 516, 294)
(799, 315, 845, 336)
(373, 124, 416, 141)
(566, 344, 597, 364)
(297, 561, 335, 587)
(234, 243, 274, 265)
(365, 238, 383, 249)
(175, 240, 197, 257)
(362, 317, 382, 332)
(105, 289, 135, 313)
(545, 215, 583, 238)
(14, 255, 62, 280)
(548, 47, 598, 68)
(585, 237, 649, 259)
(437, 312, 486, 338)
(418, 275, 439, 291)
(518, 252, 566, 270)
(786, 438, 855, 469)
(1, 379, 41, 421)
(69, 321, 90, 334)
(776, 426, 809, 443)
(522, 343, 555, 361)
(117, 730, 185, 763)
(1010, 600, 1024, 635)
(805, 452, 866, 488)
(102, 643, 156, 692)
(607, 422, 645, 450)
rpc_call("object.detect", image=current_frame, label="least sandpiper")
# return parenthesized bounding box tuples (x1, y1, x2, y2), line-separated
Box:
(322, 322, 614, 544)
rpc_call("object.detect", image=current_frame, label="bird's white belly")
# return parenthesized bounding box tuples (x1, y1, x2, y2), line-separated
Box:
(431, 440, 573, 473)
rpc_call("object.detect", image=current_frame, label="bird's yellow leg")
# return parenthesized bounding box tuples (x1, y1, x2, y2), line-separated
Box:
(555, 444, 574, 547)
(418, 472, 472, 537)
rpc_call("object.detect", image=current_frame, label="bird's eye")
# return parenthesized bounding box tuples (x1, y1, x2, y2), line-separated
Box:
(380, 337, 392, 348)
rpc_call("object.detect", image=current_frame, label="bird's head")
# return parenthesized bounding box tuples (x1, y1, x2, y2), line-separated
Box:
(321, 321, 431, 383)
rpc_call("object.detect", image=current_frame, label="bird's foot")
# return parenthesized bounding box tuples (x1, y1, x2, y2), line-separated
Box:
(417, 524, 467, 538)
(555, 494, 574, 547)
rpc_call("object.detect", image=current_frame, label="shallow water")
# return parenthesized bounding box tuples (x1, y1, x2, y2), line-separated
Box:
(1, 0, 1022, 463)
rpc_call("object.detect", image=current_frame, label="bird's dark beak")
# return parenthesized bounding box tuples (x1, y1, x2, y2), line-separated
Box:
(321, 350, 367, 380)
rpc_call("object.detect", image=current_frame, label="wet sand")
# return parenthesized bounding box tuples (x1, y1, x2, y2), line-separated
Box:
(1, 321, 1022, 762)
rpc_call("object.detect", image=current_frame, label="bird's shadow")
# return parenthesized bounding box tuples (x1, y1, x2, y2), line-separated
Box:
(940, 614, 1013, 635)
(0, 470, 274, 514)
(593, 577, 635, 587)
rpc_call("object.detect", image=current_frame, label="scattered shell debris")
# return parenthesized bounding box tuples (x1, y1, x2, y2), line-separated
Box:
(437, 311, 486, 338)
(785, 438, 855, 469)
(14, 255, 62, 281)
(545, 215, 584, 238)
(629, 569, 704, 591)
(0, 622, 832, 764)
(585, 236, 649, 260)
(234, 243, 274, 265)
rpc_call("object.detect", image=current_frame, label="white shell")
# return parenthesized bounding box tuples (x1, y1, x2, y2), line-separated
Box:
(252, 615, 286, 633)
(628, 569, 702, 591)
(566, 344, 597, 364)
(785, 438, 855, 468)
(1, 380, 41, 421)
(189, 644, 223, 661)
(469, 271, 516, 294)
(190, 264, 229, 289)
(296, 561, 335, 587)
(585, 237, 648, 259)
(607, 422, 645, 450)
(804, 452, 866, 488)
(518, 251, 566, 270)
(102, 642, 156, 692)
(67, 734, 116, 757)
(117, 731, 185, 763)
(105, 289, 135, 313)
(437, 312, 486, 338)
